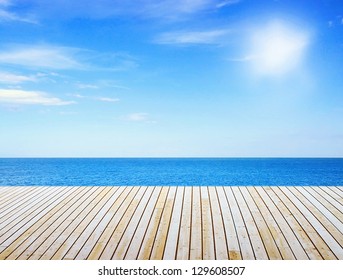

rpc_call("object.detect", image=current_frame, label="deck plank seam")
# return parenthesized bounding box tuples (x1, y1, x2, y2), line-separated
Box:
(38, 186, 111, 259)
(301, 187, 343, 231)
(209, 186, 230, 260)
(125, 186, 163, 260)
(246, 186, 285, 260)
(147, 186, 170, 260)
(266, 187, 318, 259)
(22, 187, 100, 260)
(288, 187, 343, 246)
(0, 186, 84, 259)
(252, 186, 298, 260)
(170, 186, 185, 260)
(108, 187, 149, 259)
(159, 186, 178, 260)
(51, 187, 117, 260)
(276, 186, 337, 259)
(239, 186, 272, 260)
(17, 187, 90, 260)
(121, 186, 157, 260)
(68, 186, 125, 260)
(0, 187, 70, 246)
(308, 187, 343, 219)
(228, 187, 255, 260)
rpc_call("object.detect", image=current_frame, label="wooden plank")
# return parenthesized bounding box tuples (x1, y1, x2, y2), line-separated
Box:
(286, 187, 343, 249)
(113, 187, 157, 260)
(310, 187, 343, 215)
(0, 187, 55, 226)
(241, 187, 284, 259)
(96, 187, 143, 260)
(17, 187, 97, 260)
(124, 187, 163, 260)
(84, 187, 133, 260)
(0, 186, 10, 194)
(208, 187, 229, 260)
(163, 187, 184, 260)
(190, 186, 202, 260)
(253, 187, 308, 260)
(247, 187, 296, 260)
(176, 187, 192, 260)
(21, 187, 101, 260)
(335, 186, 343, 193)
(63, 187, 128, 260)
(0, 187, 37, 209)
(137, 187, 169, 260)
(76, 186, 137, 260)
(273, 187, 337, 259)
(0, 187, 85, 259)
(301, 187, 343, 224)
(200, 187, 215, 260)
(264, 187, 322, 260)
(51, 187, 123, 260)
(320, 187, 343, 207)
(232, 187, 268, 259)
(0, 187, 51, 217)
(30, 187, 108, 260)
(223, 187, 253, 260)
(0, 186, 33, 201)
(0, 187, 69, 246)
(331, 187, 343, 198)
(1, 186, 342, 260)
(150, 187, 177, 260)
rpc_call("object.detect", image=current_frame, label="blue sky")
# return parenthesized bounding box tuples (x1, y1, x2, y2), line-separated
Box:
(0, 0, 342, 157)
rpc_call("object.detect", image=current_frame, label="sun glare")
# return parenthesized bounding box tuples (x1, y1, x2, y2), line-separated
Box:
(250, 21, 309, 76)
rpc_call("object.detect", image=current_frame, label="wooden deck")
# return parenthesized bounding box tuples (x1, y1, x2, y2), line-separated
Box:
(0, 186, 342, 260)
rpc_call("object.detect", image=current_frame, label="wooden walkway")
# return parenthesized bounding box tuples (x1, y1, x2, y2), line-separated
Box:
(0, 186, 342, 260)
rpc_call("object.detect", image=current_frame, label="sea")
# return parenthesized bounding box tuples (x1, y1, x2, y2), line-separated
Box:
(0, 158, 342, 186)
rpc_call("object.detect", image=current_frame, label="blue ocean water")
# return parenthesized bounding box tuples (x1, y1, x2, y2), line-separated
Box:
(0, 158, 342, 186)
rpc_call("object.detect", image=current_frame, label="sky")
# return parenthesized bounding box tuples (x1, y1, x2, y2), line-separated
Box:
(0, 0, 342, 157)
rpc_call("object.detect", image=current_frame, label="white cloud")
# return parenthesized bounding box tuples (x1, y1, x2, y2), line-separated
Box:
(0, 44, 138, 72)
(96, 97, 120, 102)
(76, 83, 99, 89)
(155, 29, 230, 45)
(0, 0, 11, 7)
(247, 21, 309, 76)
(216, 0, 241, 8)
(0, 89, 75, 105)
(158, 0, 210, 14)
(123, 113, 150, 122)
(0, 1, 37, 24)
(0, 45, 83, 69)
(11, 0, 238, 21)
(0, 71, 37, 84)
(73, 94, 85, 98)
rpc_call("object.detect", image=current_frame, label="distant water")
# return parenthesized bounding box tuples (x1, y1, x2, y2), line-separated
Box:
(0, 158, 342, 186)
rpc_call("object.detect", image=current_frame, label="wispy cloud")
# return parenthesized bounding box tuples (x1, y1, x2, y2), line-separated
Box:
(0, 45, 83, 69)
(155, 29, 230, 45)
(96, 97, 120, 102)
(76, 83, 99, 89)
(11, 0, 238, 21)
(0, 71, 37, 84)
(0, 9, 37, 23)
(0, 89, 75, 105)
(73, 94, 86, 98)
(0, 0, 11, 6)
(123, 112, 151, 122)
(0, 44, 138, 71)
(216, 0, 241, 8)
(0, 0, 37, 23)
